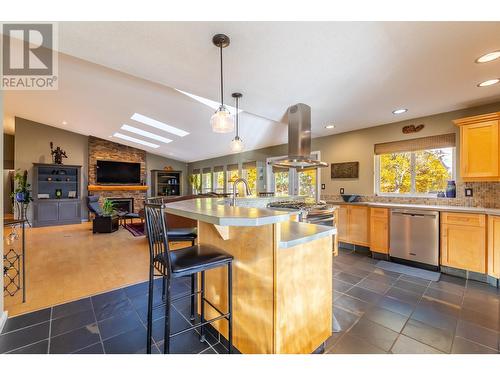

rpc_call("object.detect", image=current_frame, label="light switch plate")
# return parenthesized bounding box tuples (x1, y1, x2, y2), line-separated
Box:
(465, 188, 473, 197)
(321, 184, 326, 190)
(340, 188, 345, 194)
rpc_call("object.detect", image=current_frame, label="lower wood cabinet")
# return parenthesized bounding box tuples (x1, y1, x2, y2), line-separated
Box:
(370, 208, 389, 254)
(440, 212, 487, 273)
(337, 205, 369, 246)
(488, 215, 500, 278)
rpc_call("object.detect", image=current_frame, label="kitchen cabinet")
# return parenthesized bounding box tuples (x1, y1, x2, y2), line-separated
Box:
(440, 212, 487, 273)
(454, 112, 500, 181)
(487, 215, 500, 278)
(338, 205, 370, 246)
(370, 208, 389, 254)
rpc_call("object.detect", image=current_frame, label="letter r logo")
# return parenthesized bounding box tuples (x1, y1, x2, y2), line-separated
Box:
(2, 23, 53, 76)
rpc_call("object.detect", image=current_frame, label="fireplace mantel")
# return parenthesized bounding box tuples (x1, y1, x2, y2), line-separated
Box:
(88, 185, 148, 191)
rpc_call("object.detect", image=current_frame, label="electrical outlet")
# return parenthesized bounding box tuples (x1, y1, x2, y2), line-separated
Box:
(340, 188, 345, 194)
(465, 188, 473, 197)
(321, 184, 326, 190)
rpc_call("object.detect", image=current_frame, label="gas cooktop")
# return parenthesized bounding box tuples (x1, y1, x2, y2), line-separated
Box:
(267, 200, 330, 211)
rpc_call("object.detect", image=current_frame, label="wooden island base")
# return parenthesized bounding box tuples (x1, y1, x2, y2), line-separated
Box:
(197, 221, 333, 354)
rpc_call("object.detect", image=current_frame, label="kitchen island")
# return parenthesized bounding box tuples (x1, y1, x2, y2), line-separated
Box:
(164, 198, 336, 354)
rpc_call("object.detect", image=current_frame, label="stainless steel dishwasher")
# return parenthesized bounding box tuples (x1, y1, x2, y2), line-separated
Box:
(390, 209, 439, 268)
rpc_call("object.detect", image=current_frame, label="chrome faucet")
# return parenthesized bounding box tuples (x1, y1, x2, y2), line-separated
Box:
(231, 178, 251, 206)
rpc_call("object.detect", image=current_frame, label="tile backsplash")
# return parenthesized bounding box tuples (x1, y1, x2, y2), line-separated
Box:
(321, 181, 500, 208)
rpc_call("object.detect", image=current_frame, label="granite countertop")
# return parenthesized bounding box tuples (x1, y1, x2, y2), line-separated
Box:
(164, 198, 292, 226)
(279, 221, 336, 249)
(328, 201, 500, 215)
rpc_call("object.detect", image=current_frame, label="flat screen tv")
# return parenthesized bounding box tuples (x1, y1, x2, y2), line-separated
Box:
(96, 160, 141, 184)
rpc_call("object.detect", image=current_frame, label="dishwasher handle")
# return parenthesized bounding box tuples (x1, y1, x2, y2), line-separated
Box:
(391, 210, 439, 219)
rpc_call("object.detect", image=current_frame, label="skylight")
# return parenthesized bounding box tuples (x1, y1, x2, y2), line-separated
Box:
(175, 89, 243, 114)
(121, 124, 172, 144)
(112, 132, 160, 148)
(131, 113, 189, 137)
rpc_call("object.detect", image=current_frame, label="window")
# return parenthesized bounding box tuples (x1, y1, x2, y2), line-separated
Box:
(273, 168, 290, 196)
(227, 164, 239, 193)
(213, 166, 225, 193)
(266, 152, 321, 198)
(298, 169, 317, 199)
(376, 147, 455, 196)
(202, 168, 212, 193)
(242, 162, 257, 196)
(190, 169, 201, 194)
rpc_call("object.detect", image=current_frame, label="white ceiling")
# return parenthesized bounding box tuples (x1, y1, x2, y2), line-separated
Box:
(4, 21, 500, 162)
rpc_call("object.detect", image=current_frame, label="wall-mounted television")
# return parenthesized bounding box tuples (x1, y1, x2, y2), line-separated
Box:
(96, 160, 141, 184)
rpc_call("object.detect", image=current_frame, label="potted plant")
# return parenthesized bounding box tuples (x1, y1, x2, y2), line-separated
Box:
(102, 198, 115, 216)
(12, 170, 33, 221)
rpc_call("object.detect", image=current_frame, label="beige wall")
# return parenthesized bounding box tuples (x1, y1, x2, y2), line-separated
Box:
(13, 117, 189, 216)
(189, 101, 500, 196)
(14, 117, 89, 220)
(146, 153, 188, 196)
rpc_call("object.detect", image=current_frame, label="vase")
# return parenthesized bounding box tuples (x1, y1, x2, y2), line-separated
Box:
(445, 180, 456, 198)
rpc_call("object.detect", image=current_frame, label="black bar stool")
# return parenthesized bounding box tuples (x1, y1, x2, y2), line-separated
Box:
(144, 203, 234, 354)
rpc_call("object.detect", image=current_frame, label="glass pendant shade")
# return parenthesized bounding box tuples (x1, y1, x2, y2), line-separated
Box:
(211, 105, 234, 133)
(230, 135, 244, 152)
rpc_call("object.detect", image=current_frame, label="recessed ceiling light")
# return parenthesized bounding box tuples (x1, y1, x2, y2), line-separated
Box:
(131, 113, 189, 137)
(121, 124, 172, 144)
(62, 121, 68, 125)
(392, 108, 408, 115)
(325, 124, 335, 129)
(112, 132, 160, 148)
(477, 78, 500, 87)
(476, 51, 500, 63)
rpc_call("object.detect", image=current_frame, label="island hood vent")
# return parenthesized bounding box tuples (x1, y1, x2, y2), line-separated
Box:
(271, 103, 328, 170)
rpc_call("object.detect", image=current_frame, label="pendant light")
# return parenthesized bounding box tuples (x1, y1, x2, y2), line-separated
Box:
(230, 92, 244, 152)
(210, 34, 234, 133)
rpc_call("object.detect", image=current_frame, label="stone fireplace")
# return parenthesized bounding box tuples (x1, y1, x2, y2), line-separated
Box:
(88, 136, 147, 213)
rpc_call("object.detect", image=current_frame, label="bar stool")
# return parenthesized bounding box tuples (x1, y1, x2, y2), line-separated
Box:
(144, 203, 234, 354)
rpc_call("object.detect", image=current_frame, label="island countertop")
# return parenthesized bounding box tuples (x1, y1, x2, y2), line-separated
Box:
(279, 221, 337, 248)
(164, 198, 292, 226)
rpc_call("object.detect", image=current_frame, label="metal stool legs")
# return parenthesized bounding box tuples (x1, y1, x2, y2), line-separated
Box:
(190, 274, 196, 321)
(228, 263, 233, 354)
(163, 278, 171, 354)
(200, 271, 206, 342)
(146, 264, 154, 354)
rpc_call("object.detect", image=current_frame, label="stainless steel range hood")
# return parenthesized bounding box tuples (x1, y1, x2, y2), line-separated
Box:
(272, 103, 328, 169)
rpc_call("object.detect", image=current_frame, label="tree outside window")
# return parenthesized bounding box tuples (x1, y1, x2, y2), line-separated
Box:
(378, 147, 453, 195)
(202, 171, 212, 193)
(213, 170, 225, 193)
(242, 166, 257, 196)
(298, 169, 317, 199)
(274, 170, 289, 196)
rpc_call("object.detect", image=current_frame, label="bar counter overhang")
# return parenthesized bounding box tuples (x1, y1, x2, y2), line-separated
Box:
(164, 198, 335, 354)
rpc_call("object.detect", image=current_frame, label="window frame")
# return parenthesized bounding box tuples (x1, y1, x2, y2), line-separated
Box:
(374, 147, 456, 198)
(266, 151, 321, 198)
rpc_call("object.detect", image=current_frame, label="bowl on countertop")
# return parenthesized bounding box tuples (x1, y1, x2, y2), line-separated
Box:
(341, 194, 361, 203)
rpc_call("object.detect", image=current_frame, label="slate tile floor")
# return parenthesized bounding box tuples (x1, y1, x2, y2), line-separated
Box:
(327, 248, 500, 354)
(0, 277, 223, 354)
(1, 247, 499, 354)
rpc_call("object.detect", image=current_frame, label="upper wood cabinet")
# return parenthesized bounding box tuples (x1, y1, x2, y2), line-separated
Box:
(440, 212, 487, 273)
(488, 215, 500, 279)
(370, 208, 389, 254)
(454, 112, 500, 181)
(337, 205, 370, 246)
